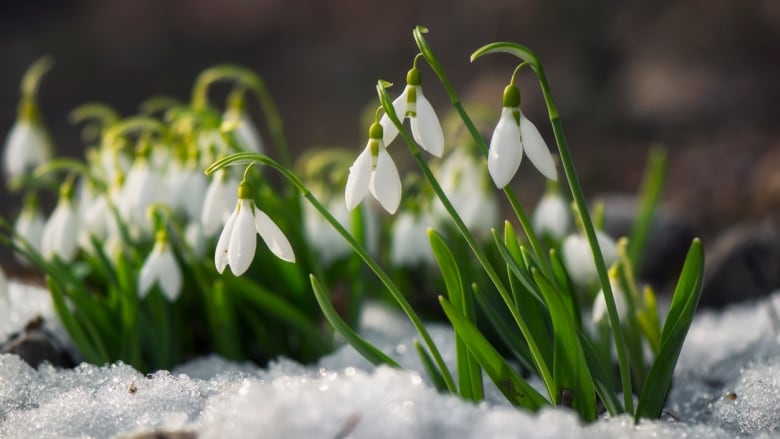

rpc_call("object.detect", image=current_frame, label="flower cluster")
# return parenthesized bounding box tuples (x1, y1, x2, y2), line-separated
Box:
(2, 29, 702, 425)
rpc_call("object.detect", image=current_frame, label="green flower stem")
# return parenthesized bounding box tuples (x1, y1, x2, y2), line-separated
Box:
(69, 103, 120, 128)
(206, 152, 457, 393)
(411, 26, 553, 282)
(21, 55, 54, 98)
(191, 65, 291, 166)
(471, 42, 633, 414)
(377, 82, 556, 402)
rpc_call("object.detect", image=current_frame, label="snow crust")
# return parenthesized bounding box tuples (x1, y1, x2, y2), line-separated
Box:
(1, 281, 779, 438)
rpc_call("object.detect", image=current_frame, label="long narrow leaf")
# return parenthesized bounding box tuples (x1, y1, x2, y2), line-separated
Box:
(532, 269, 596, 420)
(440, 296, 548, 410)
(635, 239, 704, 420)
(310, 275, 399, 368)
(428, 228, 483, 400)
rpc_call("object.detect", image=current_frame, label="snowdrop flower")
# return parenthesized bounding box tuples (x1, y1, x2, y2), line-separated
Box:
(4, 56, 54, 184)
(390, 211, 436, 267)
(13, 195, 45, 263)
(42, 185, 81, 263)
(562, 229, 618, 289)
(488, 83, 556, 188)
(201, 170, 239, 236)
(138, 230, 182, 301)
(345, 121, 401, 214)
(168, 160, 208, 220)
(532, 189, 571, 240)
(3, 118, 52, 183)
(215, 181, 295, 276)
(591, 270, 629, 326)
(379, 60, 444, 157)
(120, 156, 165, 238)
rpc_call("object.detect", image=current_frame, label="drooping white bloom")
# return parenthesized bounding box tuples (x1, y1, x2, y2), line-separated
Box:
(168, 160, 208, 220)
(41, 197, 81, 263)
(487, 85, 557, 188)
(532, 191, 571, 240)
(120, 158, 165, 238)
(215, 183, 295, 276)
(138, 234, 182, 301)
(591, 274, 629, 326)
(390, 212, 436, 267)
(562, 230, 618, 289)
(434, 147, 499, 234)
(14, 201, 45, 264)
(201, 170, 239, 236)
(3, 119, 51, 182)
(379, 68, 444, 157)
(344, 123, 401, 214)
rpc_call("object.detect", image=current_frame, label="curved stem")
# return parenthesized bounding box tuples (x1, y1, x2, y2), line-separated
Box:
(192, 64, 291, 166)
(21, 55, 54, 98)
(206, 152, 457, 393)
(472, 42, 633, 414)
(412, 26, 553, 281)
(377, 81, 557, 402)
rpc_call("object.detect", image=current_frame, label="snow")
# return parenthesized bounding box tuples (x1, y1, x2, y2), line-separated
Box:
(1, 281, 779, 438)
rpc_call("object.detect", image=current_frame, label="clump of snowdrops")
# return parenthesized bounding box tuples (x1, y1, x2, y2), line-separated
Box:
(3, 27, 703, 422)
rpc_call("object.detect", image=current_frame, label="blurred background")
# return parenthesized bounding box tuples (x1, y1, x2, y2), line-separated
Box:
(1, 0, 779, 303)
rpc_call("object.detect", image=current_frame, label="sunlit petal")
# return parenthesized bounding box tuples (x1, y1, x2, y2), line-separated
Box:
(214, 204, 239, 274)
(254, 207, 295, 263)
(410, 89, 444, 157)
(379, 88, 409, 146)
(344, 146, 372, 210)
(227, 199, 257, 276)
(488, 108, 523, 188)
(520, 113, 557, 181)
(369, 147, 401, 214)
(158, 250, 182, 301)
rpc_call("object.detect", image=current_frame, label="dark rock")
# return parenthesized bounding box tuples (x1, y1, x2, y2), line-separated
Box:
(700, 223, 780, 309)
(600, 194, 695, 289)
(1, 315, 75, 368)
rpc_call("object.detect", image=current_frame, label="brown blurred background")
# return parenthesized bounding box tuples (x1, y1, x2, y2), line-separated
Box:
(1, 0, 779, 292)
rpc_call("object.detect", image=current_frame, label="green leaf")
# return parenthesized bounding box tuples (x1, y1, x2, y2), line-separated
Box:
(440, 296, 549, 410)
(628, 148, 667, 269)
(225, 275, 325, 346)
(310, 275, 399, 368)
(414, 340, 448, 392)
(46, 277, 103, 363)
(428, 228, 483, 400)
(635, 238, 704, 420)
(532, 269, 596, 420)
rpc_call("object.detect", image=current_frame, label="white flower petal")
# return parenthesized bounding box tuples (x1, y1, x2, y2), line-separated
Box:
(520, 113, 557, 181)
(15, 209, 45, 258)
(138, 248, 162, 299)
(379, 89, 409, 147)
(3, 120, 50, 180)
(42, 201, 80, 262)
(202, 172, 239, 236)
(410, 89, 444, 157)
(254, 207, 295, 263)
(592, 279, 628, 326)
(369, 147, 401, 214)
(158, 250, 182, 301)
(227, 200, 258, 276)
(562, 230, 619, 288)
(214, 204, 239, 274)
(488, 108, 523, 188)
(344, 146, 372, 211)
(533, 193, 570, 240)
